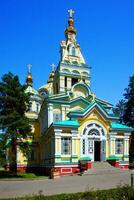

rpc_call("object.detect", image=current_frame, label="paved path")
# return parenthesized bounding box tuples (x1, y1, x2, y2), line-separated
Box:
(0, 170, 132, 199)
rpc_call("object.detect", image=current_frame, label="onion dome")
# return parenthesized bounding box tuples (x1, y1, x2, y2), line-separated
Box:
(65, 9, 76, 35)
(26, 64, 33, 86)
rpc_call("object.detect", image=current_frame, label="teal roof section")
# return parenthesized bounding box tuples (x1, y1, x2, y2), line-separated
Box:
(80, 156, 91, 161)
(68, 100, 96, 115)
(68, 100, 119, 120)
(25, 86, 39, 96)
(53, 120, 80, 127)
(111, 123, 134, 131)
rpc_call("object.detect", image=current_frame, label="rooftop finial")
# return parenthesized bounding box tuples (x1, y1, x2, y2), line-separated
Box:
(65, 9, 76, 35)
(26, 64, 33, 86)
(68, 9, 74, 18)
(27, 64, 32, 73)
(50, 63, 55, 72)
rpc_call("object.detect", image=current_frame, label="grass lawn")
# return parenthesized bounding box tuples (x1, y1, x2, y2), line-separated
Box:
(1, 185, 134, 200)
(0, 170, 48, 179)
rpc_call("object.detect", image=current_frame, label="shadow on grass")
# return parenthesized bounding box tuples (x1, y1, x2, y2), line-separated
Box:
(0, 170, 48, 179)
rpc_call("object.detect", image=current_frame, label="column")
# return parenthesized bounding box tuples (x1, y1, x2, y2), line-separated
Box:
(59, 76, 65, 93)
(124, 138, 127, 155)
(55, 129, 62, 163)
(72, 137, 75, 155)
(48, 103, 53, 127)
(65, 106, 70, 120)
(110, 137, 115, 155)
(61, 106, 66, 121)
(67, 77, 71, 90)
(124, 137, 129, 161)
(71, 130, 78, 162)
(126, 139, 129, 155)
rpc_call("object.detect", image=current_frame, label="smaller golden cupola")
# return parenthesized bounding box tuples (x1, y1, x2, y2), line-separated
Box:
(65, 9, 76, 36)
(26, 64, 33, 86)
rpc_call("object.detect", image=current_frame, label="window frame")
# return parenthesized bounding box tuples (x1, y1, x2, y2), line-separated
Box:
(61, 137, 71, 155)
(115, 139, 124, 154)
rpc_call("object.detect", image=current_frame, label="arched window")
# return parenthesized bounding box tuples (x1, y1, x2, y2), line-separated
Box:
(68, 44, 76, 56)
(88, 129, 100, 136)
(82, 123, 105, 137)
(72, 47, 75, 56)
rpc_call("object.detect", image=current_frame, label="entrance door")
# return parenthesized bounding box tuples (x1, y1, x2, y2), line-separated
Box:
(94, 141, 101, 161)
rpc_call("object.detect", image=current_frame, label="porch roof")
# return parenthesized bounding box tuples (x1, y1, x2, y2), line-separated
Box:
(111, 123, 134, 131)
(53, 120, 80, 127)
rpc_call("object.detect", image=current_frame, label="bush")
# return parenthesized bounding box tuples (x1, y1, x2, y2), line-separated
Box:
(129, 162, 134, 169)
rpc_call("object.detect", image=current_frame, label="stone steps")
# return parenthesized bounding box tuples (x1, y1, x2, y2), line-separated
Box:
(82, 162, 129, 176)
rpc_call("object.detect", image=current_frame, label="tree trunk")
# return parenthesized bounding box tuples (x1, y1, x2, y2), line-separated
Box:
(10, 138, 17, 175)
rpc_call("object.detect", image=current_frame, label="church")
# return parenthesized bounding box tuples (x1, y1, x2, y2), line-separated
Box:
(15, 10, 133, 175)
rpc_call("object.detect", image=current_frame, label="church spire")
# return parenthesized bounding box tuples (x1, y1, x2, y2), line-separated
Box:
(65, 9, 76, 36)
(26, 64, 33, 86)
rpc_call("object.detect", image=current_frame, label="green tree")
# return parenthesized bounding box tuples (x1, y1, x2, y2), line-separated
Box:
(0, 72, 32, 173)
(0, 131, 6, 167)
(113, 99, 126, 123)
(123, 74, 134, 164)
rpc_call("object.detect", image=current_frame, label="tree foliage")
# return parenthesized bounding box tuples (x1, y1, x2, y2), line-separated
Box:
(123, 75, 134, 127)
(113, 74, 134, 163)
(113, 99, 126, 123)
(0, 72, 32, 172)
(123, 74, 134, 164)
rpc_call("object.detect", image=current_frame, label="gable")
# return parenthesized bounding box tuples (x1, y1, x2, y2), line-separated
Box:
(68, 101, 119, 121)
(78, 107, 110, 129)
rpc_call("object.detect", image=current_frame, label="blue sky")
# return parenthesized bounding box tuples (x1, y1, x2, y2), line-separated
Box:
(0, 0, 134, 105)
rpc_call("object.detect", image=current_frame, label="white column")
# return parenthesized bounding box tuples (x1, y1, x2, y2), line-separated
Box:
(72, 137, 75, 155)
(55, 129, 62, 155)
(54, 129, 62, 163)
(67, 77, 71, 90)
(48, 103, 53, 127)
(124, 138, 127, 155)
(126, 139, 129, 155)
(109, 138, 112, 155)
(65, 106, 70, 120)
(61, 106, 66, 121)
(55, 137, 61, 155)
(124, 138, 129, 155)
(71, 130, 78, 156)
(109, 137, 115, 155)
(59, 76, 65, 92)
(113, 138, 115, 155)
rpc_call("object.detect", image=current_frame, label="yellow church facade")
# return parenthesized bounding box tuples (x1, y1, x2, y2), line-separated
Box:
(13, 10, 133, 175)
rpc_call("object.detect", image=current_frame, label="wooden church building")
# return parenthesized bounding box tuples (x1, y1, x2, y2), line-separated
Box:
(12, 10, 134, 175)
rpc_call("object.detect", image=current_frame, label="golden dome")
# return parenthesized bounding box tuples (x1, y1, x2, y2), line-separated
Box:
(65, 9, 76, 35)
(26, 73, 33, 86)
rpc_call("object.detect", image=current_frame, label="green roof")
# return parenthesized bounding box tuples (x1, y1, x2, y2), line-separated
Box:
(25, 86, 39, 95)
(68, 100, 118, 119)
(80, 156, 91, 161)
(107, 155, 119, 161)
(111, 123, 134, 130)
(53, 120, 80, 127)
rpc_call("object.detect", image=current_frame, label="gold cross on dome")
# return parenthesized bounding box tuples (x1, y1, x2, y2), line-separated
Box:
(68, 9, 74, 18)
(27, 64, 32, 73)
(50, 63, 55, 71)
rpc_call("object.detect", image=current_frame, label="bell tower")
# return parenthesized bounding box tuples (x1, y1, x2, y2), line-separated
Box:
(53, 9, 90, 94)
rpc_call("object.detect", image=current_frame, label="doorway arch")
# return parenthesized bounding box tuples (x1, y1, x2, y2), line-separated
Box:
(81, 123, 106, 161)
